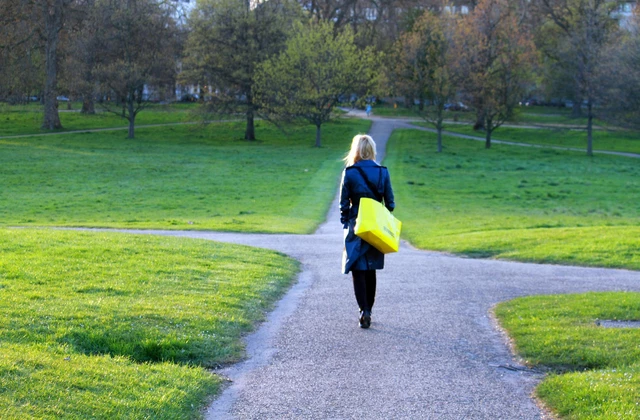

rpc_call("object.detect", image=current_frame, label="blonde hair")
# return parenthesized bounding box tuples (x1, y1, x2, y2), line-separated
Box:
(344, 134, 377, 167)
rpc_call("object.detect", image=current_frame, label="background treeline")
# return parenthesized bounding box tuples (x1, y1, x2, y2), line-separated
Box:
(1, 0, 638, 151)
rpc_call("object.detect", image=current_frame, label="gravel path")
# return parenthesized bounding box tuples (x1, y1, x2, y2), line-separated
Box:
(96, 117, 640, 419)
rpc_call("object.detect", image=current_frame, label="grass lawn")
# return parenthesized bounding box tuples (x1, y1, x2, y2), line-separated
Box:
(495, 292, 640, 419)
(0, 102, 209, 137)
(0, 119, 370, 233)
(0, 228, 299, 418)
(512, 107, 588, 126)
(372, 102, 600, 127)
(436, 124, 640, 155)
(385, 129, 640, 270)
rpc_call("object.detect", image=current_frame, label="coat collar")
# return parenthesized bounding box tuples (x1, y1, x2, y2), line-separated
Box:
(354, 159, 379, 167)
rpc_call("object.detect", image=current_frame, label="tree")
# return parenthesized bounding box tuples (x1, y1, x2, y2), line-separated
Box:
(388, 10, 457, 152)
(181, 0, 301, 141)
(600, 9, 640, 128)
(454, 0, 537, 148)
(254, 21, 379, 147)
(0, 0, 78, 128)
(0, 15, 43, 104)
(297, 0, 449, 51)
(92, 0, 180, 139)
(61, 0, 100, 114)
(535, 0, 621, 155)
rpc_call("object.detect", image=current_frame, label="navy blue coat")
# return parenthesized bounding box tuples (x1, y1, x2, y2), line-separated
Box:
(340, 159, 395, 274)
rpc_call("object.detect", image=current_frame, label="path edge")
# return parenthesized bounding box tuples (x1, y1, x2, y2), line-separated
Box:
(204, 268, 315, 419)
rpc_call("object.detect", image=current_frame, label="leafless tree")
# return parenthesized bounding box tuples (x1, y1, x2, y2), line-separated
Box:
(0, 16, 43, 103)
(387, 9, 458, 152)
(599, 9, 640, 128)
(181, 0, 302, 140)
(535, 0, 622, 155)
(60, 0, 99, 114)
(0, 0, 80, 128)
(453, 0, 537, 148)
(92, 0, 180, 138)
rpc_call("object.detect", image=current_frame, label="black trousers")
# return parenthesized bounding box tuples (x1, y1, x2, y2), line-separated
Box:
(352, 270, 377, 312)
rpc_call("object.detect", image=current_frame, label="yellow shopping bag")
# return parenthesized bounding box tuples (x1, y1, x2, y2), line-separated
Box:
(354, 197, 402, 254)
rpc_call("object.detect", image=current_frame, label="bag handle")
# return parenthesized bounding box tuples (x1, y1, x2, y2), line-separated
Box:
(353, 166, 383, 202)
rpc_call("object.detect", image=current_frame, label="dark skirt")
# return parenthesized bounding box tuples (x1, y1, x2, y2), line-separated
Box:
(342, 219, 385, 274)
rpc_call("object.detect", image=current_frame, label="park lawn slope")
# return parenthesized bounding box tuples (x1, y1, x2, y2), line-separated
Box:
(434, 124, 640, 155)
(495, 292, 640, 419)
(424, 226, 640, 270)
(0, 119, 370, 233)
(385, 129, 640, 270)
(0, 228, 299, 418)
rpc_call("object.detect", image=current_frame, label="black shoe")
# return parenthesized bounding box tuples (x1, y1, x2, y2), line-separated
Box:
(359, 310, 371, 329)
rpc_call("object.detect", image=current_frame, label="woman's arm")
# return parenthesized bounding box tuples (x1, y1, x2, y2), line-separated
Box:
(339, 170, 351, 225)
(383, 168, 395, 212)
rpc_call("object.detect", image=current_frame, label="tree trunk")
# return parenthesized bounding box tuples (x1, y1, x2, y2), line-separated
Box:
(485, 119, 492, 149)
(404, 96, 413, 108)
(42, 1, 63, 130)
(474, 111, 485, 131)
(67, 100, 72, 110)
(587, 99, 593, 156)
(81, 94, 95, 114)
(127, 100, 135, 139)
(572, 100, 582, 118)
(245, 104, 255, 141)
(315, 124, 322, 147)
(80, 70, 95, 114)
(436, 120, 443, 153)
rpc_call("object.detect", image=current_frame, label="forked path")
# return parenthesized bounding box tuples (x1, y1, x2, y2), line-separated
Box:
(113, 119, 640, 419)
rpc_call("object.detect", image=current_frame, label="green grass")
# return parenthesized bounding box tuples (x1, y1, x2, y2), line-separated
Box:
(436, 124, 640, 155)
(0, 102, 207, 136)
(423, 226, 640, 269)
(495, 292, 640, 419)
(512, 107, 588, 126)
(0, 119, 370, 233)
(386, 129, 640, 270)
(0, 228, 299, 418)
(371, 102, 599, 126)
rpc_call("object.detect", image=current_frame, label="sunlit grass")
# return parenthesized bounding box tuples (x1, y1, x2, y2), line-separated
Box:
(0, 228, 299, 418)
(0, 119, 370, 233)
(386, 129, 640, 270)
(496, 293, 640, 419)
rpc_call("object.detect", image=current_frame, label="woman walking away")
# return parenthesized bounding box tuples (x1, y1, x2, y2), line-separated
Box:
(340, 134, 395, 329)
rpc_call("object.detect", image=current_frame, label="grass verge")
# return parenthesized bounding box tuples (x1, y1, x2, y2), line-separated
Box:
(495, 292, 640, 419)
(385, 129, 640, 270)
(0, 119, 370, 233)
(0, 228, 299, 418)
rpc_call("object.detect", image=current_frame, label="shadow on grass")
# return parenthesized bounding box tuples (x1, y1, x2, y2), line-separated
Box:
(55, 314, 247, 367)
(59, 328, 194, 364)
